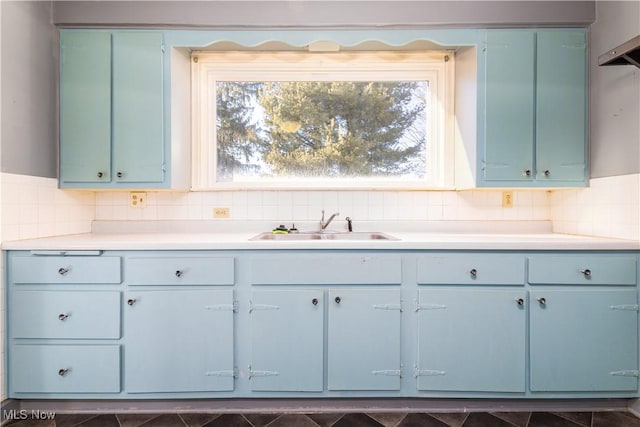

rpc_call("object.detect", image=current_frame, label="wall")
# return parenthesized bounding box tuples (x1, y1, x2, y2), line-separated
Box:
(52, 1, 595, 27)
(0, 0, 57, 178)
(589, 0, 640, 178)
(549, 1, 640, 241)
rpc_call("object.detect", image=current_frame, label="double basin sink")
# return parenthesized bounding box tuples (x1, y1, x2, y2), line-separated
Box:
(250, 231, 399, 241)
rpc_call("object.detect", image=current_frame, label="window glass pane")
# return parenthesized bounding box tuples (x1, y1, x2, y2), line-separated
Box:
(215, 81, 428, 182)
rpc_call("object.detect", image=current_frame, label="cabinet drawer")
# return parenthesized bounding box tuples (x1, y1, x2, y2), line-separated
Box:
(11, 345, 121, 393)
(11, 256, 121, 284)
(251, 255, 402, 285)
(126, 256, 235, 285)
(417, 254, 525, 285)
(12, 291, 121, 339)
(528, 256, 637, 285)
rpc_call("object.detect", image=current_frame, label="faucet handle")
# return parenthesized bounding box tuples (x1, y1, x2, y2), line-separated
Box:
(346, 217, 353, 232)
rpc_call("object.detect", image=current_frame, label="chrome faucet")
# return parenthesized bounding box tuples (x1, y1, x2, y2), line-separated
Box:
(320, 210, 340, 230)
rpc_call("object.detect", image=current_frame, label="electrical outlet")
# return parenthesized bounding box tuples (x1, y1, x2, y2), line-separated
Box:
(214, 207, 230, 218)
(502, 191, 514, 208)
(130, 192, 147, 208)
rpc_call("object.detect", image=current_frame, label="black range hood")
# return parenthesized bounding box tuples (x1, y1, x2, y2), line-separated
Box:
(598, 35, 640, 68)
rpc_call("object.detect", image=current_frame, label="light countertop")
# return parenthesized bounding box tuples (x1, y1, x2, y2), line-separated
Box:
(3, 230, 639, 251)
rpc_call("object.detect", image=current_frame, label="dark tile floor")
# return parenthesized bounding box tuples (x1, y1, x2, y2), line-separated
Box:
(2, 411, 640, 427)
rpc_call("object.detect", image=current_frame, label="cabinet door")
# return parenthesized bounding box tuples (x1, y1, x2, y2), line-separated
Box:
(112, 33, 164, 183)
(483, 30, 535, 181)
(530, 289, 638, 392)
(59, 31, 111, 183)
(250, 290, 324, 392)
(536, 30, 587, 182)
(416, 289, 526, 392)
(327, 289, 401, 391)
(125, 289, 234, 392)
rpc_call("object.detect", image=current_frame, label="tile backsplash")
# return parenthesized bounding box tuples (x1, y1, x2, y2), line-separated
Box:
(550, 173, 640, 241)
(95, 189, 550, 224)
(1, 172, 638, 241)
(1, 173, 95, 241)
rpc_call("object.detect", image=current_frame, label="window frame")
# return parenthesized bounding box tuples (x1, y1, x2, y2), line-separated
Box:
(191, 50, 455, 190)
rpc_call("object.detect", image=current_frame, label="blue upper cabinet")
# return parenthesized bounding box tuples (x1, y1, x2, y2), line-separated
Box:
(59, 31, 177, 189)
(59, 32, 112, 184)
(112, 33, 165, 184)
(481, 29, 587, 187)
(483, 31, 535, 182)
(535, 31, 587, 182)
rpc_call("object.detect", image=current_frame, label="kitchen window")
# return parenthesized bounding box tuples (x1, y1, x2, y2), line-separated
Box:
(191, 50, 454, 189)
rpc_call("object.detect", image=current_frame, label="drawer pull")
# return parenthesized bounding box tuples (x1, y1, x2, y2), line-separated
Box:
(58, 267, 69, 275)
(58, 313, 70, 321)
(116, 172, 123, 179)
(515, 298, 524, 306)
(97, 171, 104, 178)
(544, 170, 551, 177)
(335, 296, 341, 304)
(537, 297, 546, 305)
(469, 268, 477, 279)
(58, 368, 70, 377)
(175, 270, 183, 278)
(580, 268, 592, 278)
(127, 298, 137, 306)
(312, 298, 319, 306)
(523, 169, 532, 177)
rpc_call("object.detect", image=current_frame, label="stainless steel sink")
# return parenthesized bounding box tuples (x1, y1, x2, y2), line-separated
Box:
(249, 232, 399, 241)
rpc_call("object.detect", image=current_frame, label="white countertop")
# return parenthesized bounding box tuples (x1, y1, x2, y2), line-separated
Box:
(3, 230, 639, 251)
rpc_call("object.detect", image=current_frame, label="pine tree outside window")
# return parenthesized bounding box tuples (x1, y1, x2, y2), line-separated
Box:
(192, 51, 454, 189)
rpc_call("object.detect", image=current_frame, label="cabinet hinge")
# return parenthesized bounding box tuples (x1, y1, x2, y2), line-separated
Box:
(610, 304, 639, 311)
(205, 303, 236, 312)
(205, 368, 237, 378)
(248, 365, 280, 379)
(610, 370, 640, 378)
(372, 368, 402, 378)
(414, 365, 446, 377)
(373, 303, 402, 312)
(249, 301, 280, 313)
(415, 301, 447, 312)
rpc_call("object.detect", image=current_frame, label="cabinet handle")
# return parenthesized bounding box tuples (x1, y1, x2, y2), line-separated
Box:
(127, 298, 137, 306)
(580, 268, 591, 278)
(536, 297, 546, 305)
(335, 296, 341, 304)
(58, 368, 69, 377)
(515, 298, 524, 306)
(58, 313, 69, 321)
(312, 298, 319, 306)
(469, 268, 477, 279)
(58, 267, 69, 275)
(97, 171, 104, 178)
(523, 169, 532, 177)
(544, 170, 551, 177)
(175, 270, 183, 278)
(116, 172, 123, 179)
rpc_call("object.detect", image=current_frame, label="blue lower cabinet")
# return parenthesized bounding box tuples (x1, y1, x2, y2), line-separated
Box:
(249, 290, 324, 392)
(11, 345, 121, 393)
(530, 289, 639, 392)
(124, 289, 235, 393)
(327, 289, 402, 391)
(416, 288, 526, 392)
